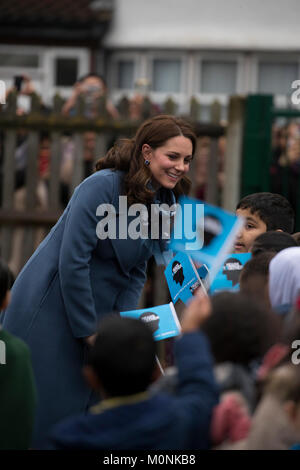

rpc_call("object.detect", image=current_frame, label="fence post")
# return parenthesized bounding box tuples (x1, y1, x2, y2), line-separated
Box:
(24, 94, 40, 259)
(118, 96, 130, 119)
(49, 94, 64, 210)
(22, 93, 41, 265)
(163, 97, 177, 116)
(94, 133, 109, 165)
(190, 96, 200, 122)
(97, 95, 109, 119)
(206, 137, 219, 205)
(222, 96, 246, 211)
(141, 96, 152, 119)
(94, 95, 110, 165)
(206, 100, 222, 205)
(240, 95, 273, 196)
(210, 100, 222, 124)
(1, 91, 17, 262)
(1, 92, 17, 207)
(71, 95, 85, 193)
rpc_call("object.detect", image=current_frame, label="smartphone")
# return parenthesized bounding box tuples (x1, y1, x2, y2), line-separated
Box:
(14, 75, 24, 92)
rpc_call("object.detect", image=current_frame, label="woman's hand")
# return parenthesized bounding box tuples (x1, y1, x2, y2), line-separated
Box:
(85, 334, 97, 346)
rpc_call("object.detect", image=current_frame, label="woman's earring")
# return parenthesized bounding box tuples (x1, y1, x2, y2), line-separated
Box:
(144, 159, 150, 166)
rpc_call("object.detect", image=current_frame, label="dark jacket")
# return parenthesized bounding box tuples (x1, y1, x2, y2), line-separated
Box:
(0, 328, 36, 449)
(49, 332, 219, 450)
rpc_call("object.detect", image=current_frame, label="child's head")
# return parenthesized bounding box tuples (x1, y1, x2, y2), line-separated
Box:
(269, 247, 300, 315)
(282, 296, 300, 346)
(85, 315, 157, 398)
(202, 292, 277, 366)
(235, 193, 295, 253)
(263, 365, 300, 433)
(251, 231, 297, 257)
(240, 252, 275, 312)
(0, 259, 14, 310)
(292, 232, 300, 246)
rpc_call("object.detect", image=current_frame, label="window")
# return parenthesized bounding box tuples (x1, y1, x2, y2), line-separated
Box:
(201, 61, 237, 94)
(117, 60, 134, 89)
(55, 58, 78, 87)
(153, 59, 181, 93)
(0, 53, 39, 68)
(258, 62, 298, 95)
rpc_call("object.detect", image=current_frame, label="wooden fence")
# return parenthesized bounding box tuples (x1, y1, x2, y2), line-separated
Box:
(0, 91, 229, 306)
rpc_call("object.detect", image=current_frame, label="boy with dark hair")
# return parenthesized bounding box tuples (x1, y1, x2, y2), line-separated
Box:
(49, 294, 219, 450)
(86, 316, 157, 398)
(234, 192, 295, 253)
(251, 231, 297, 257)
(202, 292, 279, 448)
(203, 291, 275, 368)
(239, 252, 275, 312)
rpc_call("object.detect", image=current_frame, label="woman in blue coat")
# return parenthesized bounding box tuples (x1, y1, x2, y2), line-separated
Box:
(3, 115, 196, 448)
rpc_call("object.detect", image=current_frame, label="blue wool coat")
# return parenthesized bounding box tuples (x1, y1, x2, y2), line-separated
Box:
(3, 169, 169, 449)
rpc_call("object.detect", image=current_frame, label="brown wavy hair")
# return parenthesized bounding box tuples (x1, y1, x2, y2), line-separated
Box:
(95, 114, 196, 205)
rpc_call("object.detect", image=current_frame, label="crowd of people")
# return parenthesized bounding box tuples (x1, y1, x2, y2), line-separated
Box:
(0, 73, 167, 275)
(0, 108, 300, 451)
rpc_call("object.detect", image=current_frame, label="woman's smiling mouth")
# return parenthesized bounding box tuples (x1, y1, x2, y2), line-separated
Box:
(166, 171, 181, 181)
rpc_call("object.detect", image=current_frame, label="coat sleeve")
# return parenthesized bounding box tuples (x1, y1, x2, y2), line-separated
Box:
(115, 260, 147, 311)
(174, 331, 219, 449)
(58, 173, 115, 338)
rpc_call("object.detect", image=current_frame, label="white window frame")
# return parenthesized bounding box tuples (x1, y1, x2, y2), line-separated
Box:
(192, 51, 245, 106)
(146, 50, 188, 111)
(108, 51, 144, 102)
(0, 44, 44, 95)
(0, 45, 90, 105)
(251, 52, 300, 108)
(43, 47, 90, 103)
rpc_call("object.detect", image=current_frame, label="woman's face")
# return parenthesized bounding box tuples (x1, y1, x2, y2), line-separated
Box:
(142, 135, 193, 189)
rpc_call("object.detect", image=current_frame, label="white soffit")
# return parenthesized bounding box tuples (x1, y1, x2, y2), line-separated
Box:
(104, 0, 300, 50)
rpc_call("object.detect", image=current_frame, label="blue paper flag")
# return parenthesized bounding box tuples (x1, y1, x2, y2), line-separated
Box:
(170, 196, 245, 287)
(164, 252, 207, 304)
(209, 252, 252, 294)
(120, 302, 181, 341)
